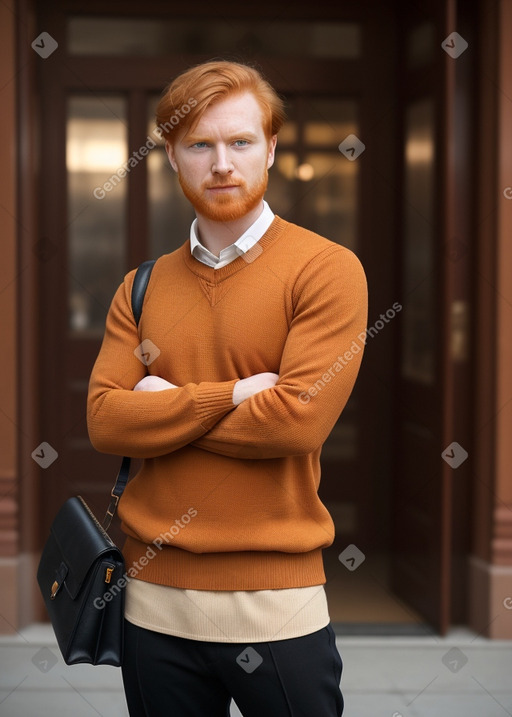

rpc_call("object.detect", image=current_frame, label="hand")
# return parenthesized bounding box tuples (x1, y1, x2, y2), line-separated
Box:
(232, 372, 279, 406)
(133, 376, 177, 392)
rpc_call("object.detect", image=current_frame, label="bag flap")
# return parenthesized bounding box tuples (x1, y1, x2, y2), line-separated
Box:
(49, 496, 123, 599)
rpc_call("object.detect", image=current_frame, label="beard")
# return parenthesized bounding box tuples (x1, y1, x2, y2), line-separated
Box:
(177, 168, 268, 222)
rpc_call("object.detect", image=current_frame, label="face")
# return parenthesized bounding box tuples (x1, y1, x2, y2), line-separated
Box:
(166, 92, 277, 222)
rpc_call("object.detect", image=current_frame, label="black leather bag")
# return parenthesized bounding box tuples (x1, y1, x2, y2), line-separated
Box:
(37, 260, 155, 666)
(36, 492, 127, 666)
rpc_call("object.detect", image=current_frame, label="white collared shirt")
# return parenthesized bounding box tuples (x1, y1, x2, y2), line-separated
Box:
(189, 201, 274, 269)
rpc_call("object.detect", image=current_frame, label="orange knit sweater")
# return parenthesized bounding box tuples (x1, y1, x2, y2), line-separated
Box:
(87, 216, 368, 591)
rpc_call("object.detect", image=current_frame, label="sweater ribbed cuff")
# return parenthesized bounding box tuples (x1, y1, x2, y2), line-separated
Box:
(195, 379, 238, 427)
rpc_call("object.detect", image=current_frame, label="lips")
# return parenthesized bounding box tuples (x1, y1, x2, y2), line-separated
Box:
(206, 184, 239, 190)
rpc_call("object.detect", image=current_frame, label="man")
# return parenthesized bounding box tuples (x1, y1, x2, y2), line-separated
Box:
(87, 60, 367, 717)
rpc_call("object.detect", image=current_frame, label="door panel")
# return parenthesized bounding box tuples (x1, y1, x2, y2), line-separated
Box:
(390, 0, 472, 634)
(391, 7, 449, 630)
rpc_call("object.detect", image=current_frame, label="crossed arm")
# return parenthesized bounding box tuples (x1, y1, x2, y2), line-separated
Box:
(87, 246, 367, 460)
(134, 372, 279, 405)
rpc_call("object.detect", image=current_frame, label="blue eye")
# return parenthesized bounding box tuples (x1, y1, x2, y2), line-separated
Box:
(234, 140, 249, 147)
(192, 142, 208, 149)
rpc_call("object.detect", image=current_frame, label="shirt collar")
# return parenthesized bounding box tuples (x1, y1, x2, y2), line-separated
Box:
(189, 201, 274, 267)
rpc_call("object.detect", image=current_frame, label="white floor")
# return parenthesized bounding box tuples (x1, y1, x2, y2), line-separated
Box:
(0, 625, 511, 716)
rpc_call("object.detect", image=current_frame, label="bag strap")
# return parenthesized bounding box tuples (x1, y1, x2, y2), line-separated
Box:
(131, 259, 156, 326)
(103, 259, 156, 530)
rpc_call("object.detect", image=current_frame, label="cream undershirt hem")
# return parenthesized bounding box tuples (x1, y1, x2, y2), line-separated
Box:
(124, 578, 330, 643)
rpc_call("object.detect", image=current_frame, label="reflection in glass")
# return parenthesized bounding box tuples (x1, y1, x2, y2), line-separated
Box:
(302, 153, 358, 251)
(270, 152, 358, 252)
(401, 99, 435, 384)
(67, 96, 127, 335)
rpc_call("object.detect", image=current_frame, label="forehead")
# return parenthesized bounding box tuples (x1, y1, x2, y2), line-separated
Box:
(188, 92, 265, 138)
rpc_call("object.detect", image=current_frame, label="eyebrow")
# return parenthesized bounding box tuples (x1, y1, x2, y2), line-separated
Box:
(185, 130, 260, 144)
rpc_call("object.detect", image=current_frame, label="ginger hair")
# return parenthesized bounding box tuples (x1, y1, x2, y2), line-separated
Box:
(155, 60, 286, 143)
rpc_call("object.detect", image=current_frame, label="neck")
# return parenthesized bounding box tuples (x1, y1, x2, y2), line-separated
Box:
(195, 201, 264, 256)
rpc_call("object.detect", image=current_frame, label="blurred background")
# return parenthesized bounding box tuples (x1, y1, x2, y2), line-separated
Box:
(1, 0, 511, 641)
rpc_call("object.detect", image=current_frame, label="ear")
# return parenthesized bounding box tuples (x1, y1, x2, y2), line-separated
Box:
(165, 141, 179, 173)
(267, 135, 277, 169)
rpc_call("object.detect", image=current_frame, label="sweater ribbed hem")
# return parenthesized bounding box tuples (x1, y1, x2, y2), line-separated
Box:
(122, 536, 326, 591)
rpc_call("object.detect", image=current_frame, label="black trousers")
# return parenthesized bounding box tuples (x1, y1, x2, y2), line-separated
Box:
(122, 620, 344, 717)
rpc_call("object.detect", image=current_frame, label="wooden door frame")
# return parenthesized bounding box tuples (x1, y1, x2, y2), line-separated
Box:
(441, 0, 475, 627)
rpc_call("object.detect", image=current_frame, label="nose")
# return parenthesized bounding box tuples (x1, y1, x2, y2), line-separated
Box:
(211, 145, 233, 176)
